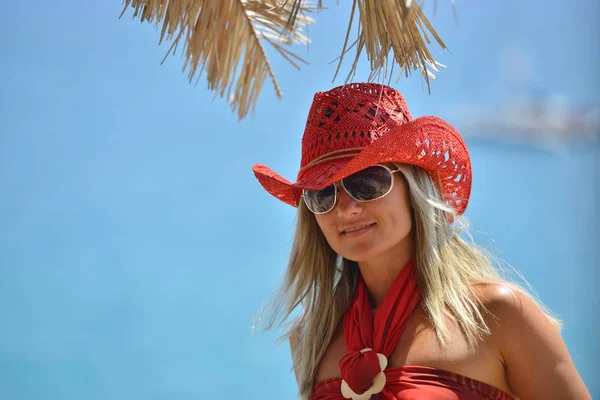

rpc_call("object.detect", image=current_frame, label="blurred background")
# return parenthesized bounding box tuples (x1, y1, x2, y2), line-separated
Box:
(0, 1, 598, 399)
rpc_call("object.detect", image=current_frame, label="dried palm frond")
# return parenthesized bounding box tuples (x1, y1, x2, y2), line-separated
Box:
(120, 0, 315, 119)
(121, 1, 452, 119)
(328, 0, 448, 91)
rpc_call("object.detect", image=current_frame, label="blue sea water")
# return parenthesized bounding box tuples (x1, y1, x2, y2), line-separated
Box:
(0, 140, 598, 399)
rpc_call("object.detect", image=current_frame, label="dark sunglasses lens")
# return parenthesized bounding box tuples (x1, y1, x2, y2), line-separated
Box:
(304, 184, 336, 213)
(343, 165, 393, 201)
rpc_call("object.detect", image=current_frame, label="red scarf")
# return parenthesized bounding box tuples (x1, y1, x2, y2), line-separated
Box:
(339, 259, 422, 396)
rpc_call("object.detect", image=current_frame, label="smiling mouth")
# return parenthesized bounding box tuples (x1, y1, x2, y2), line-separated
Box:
(341, 223, 376, 236)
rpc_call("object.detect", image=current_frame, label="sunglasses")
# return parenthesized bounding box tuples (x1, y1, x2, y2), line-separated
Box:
(302, 164, 401, 214)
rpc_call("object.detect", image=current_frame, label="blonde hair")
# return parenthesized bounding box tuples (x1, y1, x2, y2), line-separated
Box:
(256, 163, 560, 400)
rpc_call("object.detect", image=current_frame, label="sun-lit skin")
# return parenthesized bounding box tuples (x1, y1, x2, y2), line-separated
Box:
(314, 167, 415, 308)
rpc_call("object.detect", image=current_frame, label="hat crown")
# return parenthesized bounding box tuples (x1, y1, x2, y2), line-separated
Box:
(300, 83, 412, 170)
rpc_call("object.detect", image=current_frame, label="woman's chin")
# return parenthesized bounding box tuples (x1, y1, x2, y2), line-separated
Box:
(340, 249, 377, 264)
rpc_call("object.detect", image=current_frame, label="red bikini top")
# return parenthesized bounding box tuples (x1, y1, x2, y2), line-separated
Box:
(310, 259, 514, 400)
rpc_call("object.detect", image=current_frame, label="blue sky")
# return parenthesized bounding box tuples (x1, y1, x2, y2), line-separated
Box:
(1, 1, 599, 399)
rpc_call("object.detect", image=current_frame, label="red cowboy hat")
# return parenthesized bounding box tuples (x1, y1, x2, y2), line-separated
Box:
(252, 82, 472, 215)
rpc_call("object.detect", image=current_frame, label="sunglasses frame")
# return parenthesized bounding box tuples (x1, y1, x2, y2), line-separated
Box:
(302, 164, 402, 215)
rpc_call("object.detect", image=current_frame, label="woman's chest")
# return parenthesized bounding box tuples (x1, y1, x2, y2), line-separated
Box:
(314, 307, 508, 394)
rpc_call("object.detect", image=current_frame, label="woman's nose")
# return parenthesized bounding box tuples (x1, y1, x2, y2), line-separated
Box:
(335, 186, 363, 217)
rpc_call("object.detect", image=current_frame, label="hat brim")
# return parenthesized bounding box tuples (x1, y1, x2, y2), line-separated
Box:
(252, 116, 471, 215)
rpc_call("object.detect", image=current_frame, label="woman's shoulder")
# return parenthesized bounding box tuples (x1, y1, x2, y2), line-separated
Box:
(470, 282, 591, 399)
(472, 281, 530, 312)
(470, 281, 555, 337)
(470, 281, 552, 326)
(469, 281, 563, 363)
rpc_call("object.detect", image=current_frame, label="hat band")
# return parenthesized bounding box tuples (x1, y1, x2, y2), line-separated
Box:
(298, 147, 365, 177)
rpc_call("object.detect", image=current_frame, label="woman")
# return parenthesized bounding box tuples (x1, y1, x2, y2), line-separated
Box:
(252, 83, 590, 400)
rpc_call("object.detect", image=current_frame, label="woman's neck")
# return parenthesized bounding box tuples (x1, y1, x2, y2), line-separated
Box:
(357, 236, 415, 309)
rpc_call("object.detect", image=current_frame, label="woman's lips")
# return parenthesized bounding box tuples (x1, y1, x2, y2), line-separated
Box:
(341, 223, 376, 238)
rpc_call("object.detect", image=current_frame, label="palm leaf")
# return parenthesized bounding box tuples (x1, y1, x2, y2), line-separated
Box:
(121, 0, 314, 119)
(329, 0, 448, 90)
(121, 0, 450, 119)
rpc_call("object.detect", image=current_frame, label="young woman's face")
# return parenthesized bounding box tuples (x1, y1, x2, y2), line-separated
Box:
(314, 168, 414, 264)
